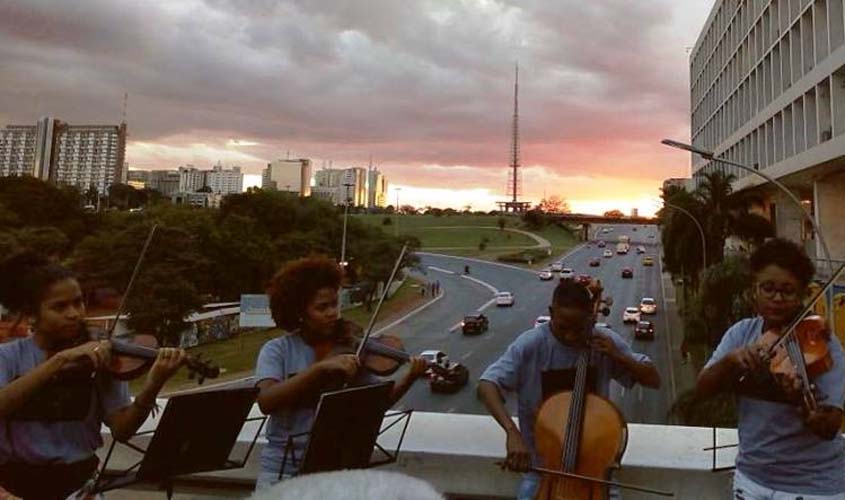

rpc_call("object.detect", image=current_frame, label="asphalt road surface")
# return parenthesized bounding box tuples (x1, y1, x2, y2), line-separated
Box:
(393, 224, 678, 425)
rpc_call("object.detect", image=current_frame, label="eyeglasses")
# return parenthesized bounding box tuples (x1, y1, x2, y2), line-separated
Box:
(756, 281, 800, 301)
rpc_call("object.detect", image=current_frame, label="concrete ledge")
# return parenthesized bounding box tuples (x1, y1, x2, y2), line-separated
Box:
(97, 403, 740, 499)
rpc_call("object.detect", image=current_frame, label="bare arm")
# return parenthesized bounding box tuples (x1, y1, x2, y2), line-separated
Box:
(696, 346, 760, 399)
(105, 348, 187, 442)
(477, 380, 531, 471)
(0, 341, 107, 419)
(388, 357, 427, 404)
(256, 354, 358, 415)
(591, 336, 661, 389)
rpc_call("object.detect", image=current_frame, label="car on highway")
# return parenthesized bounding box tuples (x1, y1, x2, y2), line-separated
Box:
(560, 268, 574, 280)
(538, 269, 554, 280)
(642, 256, 654, 266)
(632, 227, 637, 231)
(621, 267, 633, 279)
(589, 258, 600, 267)
(550, 262, 563, 272)
(595, 322, 610, 329)
(597, 240, 606, 248)
(534, 315, 551, 328)
(495, 291, 515, 307)
(636, 246, 646, 254)
(603, 249, 613, 258)
(461, 314, 489, 335)
(640, 297, 657, 314)
(577, 274, 592, 286)
(623, 307, 641, 324)
(648, 234, 655, 238)
(420, 350, 469, 393)
(634, 320, 655, 340)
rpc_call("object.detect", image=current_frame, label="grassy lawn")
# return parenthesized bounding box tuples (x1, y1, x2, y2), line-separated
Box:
(354, 214, 579, 267)
(140, 277, 429, 395)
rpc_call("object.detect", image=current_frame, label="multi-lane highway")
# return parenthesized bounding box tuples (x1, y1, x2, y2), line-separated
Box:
(392, 224, 680, 425)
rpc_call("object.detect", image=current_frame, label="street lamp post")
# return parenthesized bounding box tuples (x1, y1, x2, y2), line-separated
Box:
(663, 201, 707, 271)
(662, 138, 835, 324)
(395, 187, 402, 237)
(661, 139, 833, 275)
(340, 182, 355, 268)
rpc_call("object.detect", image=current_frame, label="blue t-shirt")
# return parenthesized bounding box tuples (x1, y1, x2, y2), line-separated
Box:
(255, 334, 379, 477)
(480, 322, 650, 466)
(704, 317, 845, 495)
(0, 336, 131, 465)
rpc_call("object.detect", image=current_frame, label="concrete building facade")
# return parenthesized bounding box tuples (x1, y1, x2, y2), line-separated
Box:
(690, 0, 845, 263)
(262, 158, 312, 196)
(207, 164, 243, 194)
(313, 166, 369, 206)
(368, 167, 388, 208)
(0, 117, 127, 193)
(178, 166, 206, 193)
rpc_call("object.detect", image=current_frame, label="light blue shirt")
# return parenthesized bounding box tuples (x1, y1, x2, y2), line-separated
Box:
(480, 322, 650, 466)
(255, 333, 379, 477)
(704, 317, 845, 495)
(0, 336, 131, 465)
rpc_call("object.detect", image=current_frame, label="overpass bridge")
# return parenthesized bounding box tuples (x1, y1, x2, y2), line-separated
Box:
(547, 213, 659, 240)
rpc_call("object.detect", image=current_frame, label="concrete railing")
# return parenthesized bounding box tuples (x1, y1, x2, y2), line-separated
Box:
(97, 403, 739, 499)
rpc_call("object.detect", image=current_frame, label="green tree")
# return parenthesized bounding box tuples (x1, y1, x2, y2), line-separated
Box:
(497, 216, 507, 231)
(13, 226, 70, 258)
(0, 176, 88, 242)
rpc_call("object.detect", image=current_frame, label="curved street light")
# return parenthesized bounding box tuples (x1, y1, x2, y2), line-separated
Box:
(661, 139, 833, 276)
(662, 201, 707, 271)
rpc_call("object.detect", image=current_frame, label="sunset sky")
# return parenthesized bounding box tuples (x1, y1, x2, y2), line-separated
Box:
(0, 1, 716, 215)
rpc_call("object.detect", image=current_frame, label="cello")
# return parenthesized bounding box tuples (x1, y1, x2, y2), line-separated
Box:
(531, 280, 672, 499)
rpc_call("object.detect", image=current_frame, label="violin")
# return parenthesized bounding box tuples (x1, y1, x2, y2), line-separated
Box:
(753, 315, 833, 411)
(59, 325, 220, 383)
(322, 319, 452, 378)
(533, 278, 629, 499)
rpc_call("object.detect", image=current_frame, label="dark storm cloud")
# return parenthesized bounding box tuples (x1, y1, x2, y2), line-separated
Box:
(0, 0, 711, 180)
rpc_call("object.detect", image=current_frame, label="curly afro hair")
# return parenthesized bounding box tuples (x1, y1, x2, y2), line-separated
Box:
(266, 256, 342, 331)
(749, 238, 815, 287)
(0, 251, 76, 317)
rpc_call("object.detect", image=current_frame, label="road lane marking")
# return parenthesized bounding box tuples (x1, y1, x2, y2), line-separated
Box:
(374, 290, 446, 335)
(477, 298, 497, 312)
(460, 350, 474, 360)
(448, 321, 462, 332)
(657, 251, 678, 402)
(427, 266, 456, 275)
(419, 244, 587, 275)
(461, 274, 499, 294)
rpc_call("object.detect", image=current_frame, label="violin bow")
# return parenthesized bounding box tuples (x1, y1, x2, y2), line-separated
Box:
(494, 463, 674, 497)
(355, 242, 409, 359)
(105, 224, 158, 339)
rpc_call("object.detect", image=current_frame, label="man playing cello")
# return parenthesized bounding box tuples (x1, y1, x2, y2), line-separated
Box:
(478, 279, 660, 499)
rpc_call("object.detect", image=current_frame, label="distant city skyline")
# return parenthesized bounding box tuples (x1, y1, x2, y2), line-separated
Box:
(0, 1, 716, 215)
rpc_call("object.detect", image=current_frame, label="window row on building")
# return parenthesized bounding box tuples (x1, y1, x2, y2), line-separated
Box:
(693, 0, 845, 151)
(700, 63, 845, 180)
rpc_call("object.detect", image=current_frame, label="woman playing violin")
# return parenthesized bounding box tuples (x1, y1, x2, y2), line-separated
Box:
(0, 252, 186, 499)
(477, 279, 660, 500)
(697, 238, 845, 499)
(254, 256, 426, 491)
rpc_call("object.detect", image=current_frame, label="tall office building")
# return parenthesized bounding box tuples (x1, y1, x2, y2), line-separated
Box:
(178, 166, 206, 192)
(690, 0, 845, 261)
(0, 116, 126, 193)
(313, 166, 368, 206)
(206, 164, 243, 194)
(367, 167, 388, 208)
(262, 158, 312, 196)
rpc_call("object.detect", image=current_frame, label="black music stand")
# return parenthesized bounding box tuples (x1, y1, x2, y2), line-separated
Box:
(94, 386, 266, 499)
(280, 381, 412, 478)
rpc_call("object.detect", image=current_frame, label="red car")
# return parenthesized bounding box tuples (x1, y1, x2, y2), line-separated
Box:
(589, 258, 600, 267)
(621, 268, 633, 279)
(577, 274, 592, 286)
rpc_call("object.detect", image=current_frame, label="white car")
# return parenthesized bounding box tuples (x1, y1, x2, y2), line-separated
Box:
(603, 249, 613, 258)
(640, 297, 657, 315)
(496, 291, 515, 307)
(534, 315, 551, 328)
(636, 246, 646, 254)
(560, 268, 574, 280)
(550, 262, 563, 272)
(623, 307, 641, 324)
(538, 269, 553, 281)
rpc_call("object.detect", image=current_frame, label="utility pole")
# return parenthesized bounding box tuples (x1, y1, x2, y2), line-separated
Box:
(395, 187, 402, 237)
(340, 182, 355, 268)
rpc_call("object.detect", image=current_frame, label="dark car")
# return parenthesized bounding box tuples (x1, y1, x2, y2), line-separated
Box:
(577, 274, 592, 286)
(597, 241, 607, 248)
(589, 258, 600, 267)
(634, 320, 655, 340)
(461, 314, 489, 335)
(621, 268, 633, 279)
(430, 364, 470, 394)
